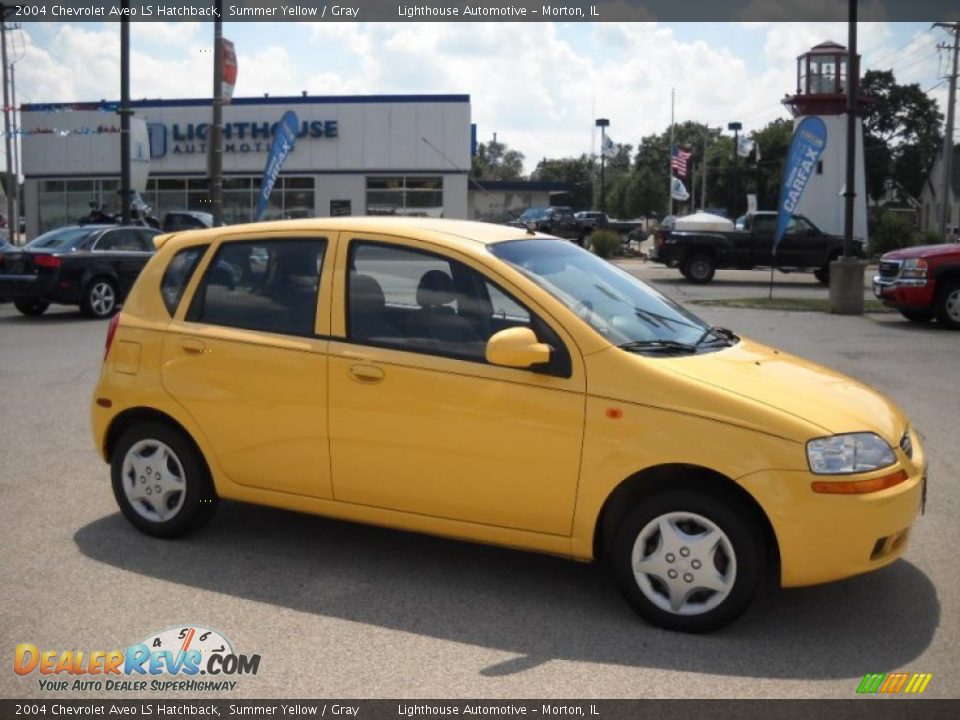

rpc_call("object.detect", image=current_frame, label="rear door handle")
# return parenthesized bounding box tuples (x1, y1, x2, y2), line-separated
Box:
(179, 338, 206, 355)
(348, 364, 384, 384)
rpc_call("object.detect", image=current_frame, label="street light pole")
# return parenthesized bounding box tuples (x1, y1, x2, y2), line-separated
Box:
(1, 4, 16, 240)
(119, 4, 131, 225)
(595, 117, 609, 212)
(728, 121, 742, 217)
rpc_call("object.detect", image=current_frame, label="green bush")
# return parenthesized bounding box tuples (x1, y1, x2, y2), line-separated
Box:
(914, 230, 945, 246)
(590, 229, 622, 259)
(870, 211, 916, 257)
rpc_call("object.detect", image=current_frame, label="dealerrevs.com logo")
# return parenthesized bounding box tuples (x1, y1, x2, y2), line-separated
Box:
(14, 625, 261, 692)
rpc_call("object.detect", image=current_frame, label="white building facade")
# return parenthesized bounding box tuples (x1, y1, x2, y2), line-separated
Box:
(21, 94, 471, 237)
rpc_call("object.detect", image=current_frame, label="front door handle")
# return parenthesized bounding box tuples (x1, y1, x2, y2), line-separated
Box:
(348, 364, 384, 384)
(179, 338, 206, 355)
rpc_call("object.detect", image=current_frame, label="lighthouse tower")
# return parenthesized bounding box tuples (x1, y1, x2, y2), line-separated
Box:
(782, 41, 869, 247)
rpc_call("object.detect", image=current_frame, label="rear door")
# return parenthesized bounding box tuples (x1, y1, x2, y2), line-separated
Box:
(159, 233, 335, 499)
(92, 228, 154, 294)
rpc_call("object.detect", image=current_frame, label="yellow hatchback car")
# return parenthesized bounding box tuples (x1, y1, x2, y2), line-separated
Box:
(91, 218, 926, 632)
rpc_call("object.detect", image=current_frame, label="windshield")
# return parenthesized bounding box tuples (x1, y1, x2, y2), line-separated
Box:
(26, 227, 93, 250)
(490, 239, 721, 349)
(519, 207, 550, 221)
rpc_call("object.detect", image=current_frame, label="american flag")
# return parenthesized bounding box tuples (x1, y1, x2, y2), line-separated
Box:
(671, 145, 692, 177)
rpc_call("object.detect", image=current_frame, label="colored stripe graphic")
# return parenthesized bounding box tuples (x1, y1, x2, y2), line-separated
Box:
(880, 672, 909, 693)
(857, 674, 885, 693)
(857, 673, 932, 694)
(904, 674, 934, 694)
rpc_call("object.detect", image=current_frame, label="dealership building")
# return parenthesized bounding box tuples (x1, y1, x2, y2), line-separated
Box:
(21, 93, 471, 236)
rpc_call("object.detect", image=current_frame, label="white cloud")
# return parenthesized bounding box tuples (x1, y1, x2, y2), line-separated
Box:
(13, 21, 953, 175)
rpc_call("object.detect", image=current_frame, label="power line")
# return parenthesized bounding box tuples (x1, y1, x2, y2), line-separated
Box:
(863, 27, 933, 67)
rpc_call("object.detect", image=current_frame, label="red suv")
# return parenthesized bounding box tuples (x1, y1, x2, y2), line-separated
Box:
(873, 243, 960, 329)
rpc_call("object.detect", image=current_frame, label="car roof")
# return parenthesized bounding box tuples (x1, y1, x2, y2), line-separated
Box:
(156, 217, 537, 251)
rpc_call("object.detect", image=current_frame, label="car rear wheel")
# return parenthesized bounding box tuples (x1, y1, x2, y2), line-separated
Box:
(684, 254, 715, 284)
(611, 490, 764, 633)
(81, 278, 118, 319)
(813, 266, 830, 285)
(14, 299, 49, 317)
(898, 308, 933, 323)
(935, 280, 960, 330)
(111, 422, 219, 538)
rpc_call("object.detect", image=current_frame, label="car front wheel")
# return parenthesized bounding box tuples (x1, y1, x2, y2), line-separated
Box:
(611, 490, 764, 633)
(935, 280, 960, 330)
(81, 278, 118, 318)
(111, 423, 219, 538)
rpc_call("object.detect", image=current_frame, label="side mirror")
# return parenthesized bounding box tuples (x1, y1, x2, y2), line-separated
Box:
(485, 327, 552, 369)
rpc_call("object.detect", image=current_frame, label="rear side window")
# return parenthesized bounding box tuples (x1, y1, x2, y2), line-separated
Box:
(187, 238, 326, 337)
(160, 245, 207, 316)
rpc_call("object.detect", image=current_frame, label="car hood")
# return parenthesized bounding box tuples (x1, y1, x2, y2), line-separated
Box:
(661, 338, 907, 443)
(882, 243, 960, 260)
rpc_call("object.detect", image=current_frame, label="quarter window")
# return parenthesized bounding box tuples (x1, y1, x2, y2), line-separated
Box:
(95, 229, 151, 252)
(347, 241, 552, 365)
(187, 238, 326, 337)
(160, 246, 207, 316)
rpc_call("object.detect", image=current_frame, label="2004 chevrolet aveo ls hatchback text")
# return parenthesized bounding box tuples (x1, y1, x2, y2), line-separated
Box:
(91, 218, 926, 632)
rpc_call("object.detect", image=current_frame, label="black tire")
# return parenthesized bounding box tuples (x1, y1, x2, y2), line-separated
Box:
(81, 277, 119, 319)
(898, 308, 933, 324)
(611, 490, 765, 633)
(14, 299, 49, 316)
(934, 280, 960, 330)
(813, 266, 830, 285)
(111, 422, 219, 538)
(684, 253, 716, 284)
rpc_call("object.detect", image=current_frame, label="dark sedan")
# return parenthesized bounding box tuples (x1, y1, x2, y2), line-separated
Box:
(0, 225, 161, 318)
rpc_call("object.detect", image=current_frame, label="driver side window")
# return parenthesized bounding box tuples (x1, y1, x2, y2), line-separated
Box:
(346, 241, 550, 365)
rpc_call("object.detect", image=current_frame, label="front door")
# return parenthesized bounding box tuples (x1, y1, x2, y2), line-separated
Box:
(327, 236, 586, 536)
(160, 235, 333, 499)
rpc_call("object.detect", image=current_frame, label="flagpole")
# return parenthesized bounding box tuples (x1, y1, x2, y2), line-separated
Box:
(669, 89, 675, 216)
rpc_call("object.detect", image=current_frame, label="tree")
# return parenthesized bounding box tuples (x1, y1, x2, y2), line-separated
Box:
(860, 70, 943, 202)
(531, 154, 594, 209)
(471, 139, 525, 181)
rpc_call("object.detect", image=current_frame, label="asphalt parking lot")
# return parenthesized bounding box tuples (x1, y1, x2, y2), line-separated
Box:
(1, 266, 957, 700)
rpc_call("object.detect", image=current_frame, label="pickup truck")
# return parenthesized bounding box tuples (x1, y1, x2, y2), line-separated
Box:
(873, 242, 960, 329)
(650, 211, 861, 284)
(509, 206, 586, 244)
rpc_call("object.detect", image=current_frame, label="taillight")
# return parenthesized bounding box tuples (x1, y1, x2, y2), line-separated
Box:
(34, 254, 61, 269)
(104, 314, 121, 360)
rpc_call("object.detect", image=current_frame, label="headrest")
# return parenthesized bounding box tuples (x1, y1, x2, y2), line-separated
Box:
(416, 270, 457, 308)
(350, 274, 386, 309)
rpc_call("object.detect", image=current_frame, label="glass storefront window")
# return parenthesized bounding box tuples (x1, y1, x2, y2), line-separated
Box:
(366, 176, 443, 217)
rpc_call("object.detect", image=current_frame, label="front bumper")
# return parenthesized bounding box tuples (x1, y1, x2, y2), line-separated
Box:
(738, 435, 926, 587)
(872, 274, 935, 309)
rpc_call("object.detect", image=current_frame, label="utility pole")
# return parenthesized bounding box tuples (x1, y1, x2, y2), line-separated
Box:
(210, 0, 224, 225)
(701, 130, 709, 211)
(935, 22, 959, 236)
(1, 4, 16, 242)
(669, 89, 675, 216)
(119, 4, 131, 225)
(842, 1, 859, 258)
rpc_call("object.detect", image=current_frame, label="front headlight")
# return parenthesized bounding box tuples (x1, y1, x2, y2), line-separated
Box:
(806, 432, 896, 474)
(900, 258, 928, 279)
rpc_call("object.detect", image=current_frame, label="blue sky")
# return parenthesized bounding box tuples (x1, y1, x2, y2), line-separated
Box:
(13, 21, 951, 172)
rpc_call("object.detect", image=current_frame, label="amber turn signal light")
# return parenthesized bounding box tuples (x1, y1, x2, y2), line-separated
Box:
(812, 470, 908, 494)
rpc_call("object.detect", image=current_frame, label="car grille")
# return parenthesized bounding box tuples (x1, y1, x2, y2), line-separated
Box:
(878, 260, 902, 279)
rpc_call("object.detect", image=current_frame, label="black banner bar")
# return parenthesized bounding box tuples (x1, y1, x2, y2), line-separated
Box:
(7, 0, 959, 22)
(1, 700, 959, 720)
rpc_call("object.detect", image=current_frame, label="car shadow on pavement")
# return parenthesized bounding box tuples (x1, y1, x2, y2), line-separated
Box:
(0, 308, 92, 325)
(74, 502, 939, 680)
